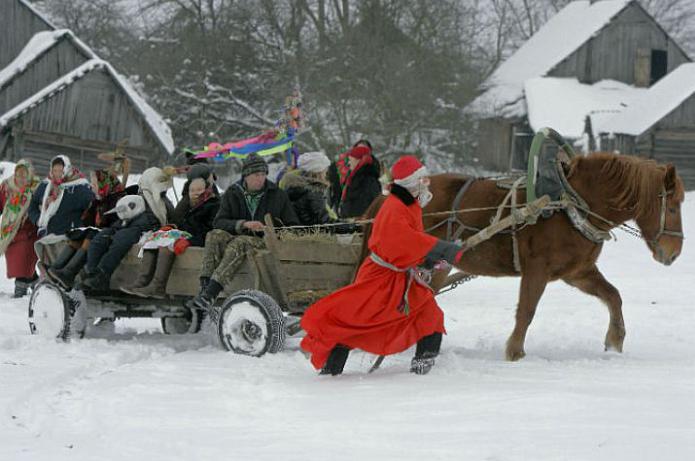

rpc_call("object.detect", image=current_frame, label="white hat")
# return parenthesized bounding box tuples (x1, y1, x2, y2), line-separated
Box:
(105, 195, 145, 221)
(297, 151, 331, 173)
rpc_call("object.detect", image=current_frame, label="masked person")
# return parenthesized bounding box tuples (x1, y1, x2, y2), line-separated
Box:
(0, 160, 41, 297)
(300, 155, 465, 376)
(79, 167, 174, 291)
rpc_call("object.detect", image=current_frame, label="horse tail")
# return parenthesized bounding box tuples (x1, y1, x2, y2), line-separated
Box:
(354, 195, 387, 282)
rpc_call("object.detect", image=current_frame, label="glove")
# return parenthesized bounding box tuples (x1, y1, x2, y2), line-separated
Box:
(173, 238, 191, 255)
(454, 248, 465, 264)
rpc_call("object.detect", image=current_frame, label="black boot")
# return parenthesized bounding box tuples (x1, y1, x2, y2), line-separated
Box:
(49, 245, 77, 271)
(48, 249, 88, 290)
(410, 332, 442, 375)
(81, 268, 111, 292)
(13, 279, 29, 298)
(185, 278, 222, 312)
(319, 345, 350, 376)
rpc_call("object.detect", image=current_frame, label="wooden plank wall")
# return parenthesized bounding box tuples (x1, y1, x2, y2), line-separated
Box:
(0, 0, 53, 69)
(0, 38, 90, 113)
(476, 119, 513, 172)
(549, 2, 690, 85)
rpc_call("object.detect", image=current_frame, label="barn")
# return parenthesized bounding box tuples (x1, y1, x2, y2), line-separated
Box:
(0, 0, 174, 174)
(467, 0, 695, 187)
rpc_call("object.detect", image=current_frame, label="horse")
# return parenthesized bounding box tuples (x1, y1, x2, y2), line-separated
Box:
(360, 152, 685, 361)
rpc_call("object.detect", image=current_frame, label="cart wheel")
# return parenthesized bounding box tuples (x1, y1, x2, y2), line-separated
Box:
(28, 280, 72, 341)
(216, 289, 285, 356)
(161, 308, 202, 335)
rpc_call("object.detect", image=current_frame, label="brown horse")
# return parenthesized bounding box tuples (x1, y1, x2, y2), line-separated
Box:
(361, 152, 685, 361)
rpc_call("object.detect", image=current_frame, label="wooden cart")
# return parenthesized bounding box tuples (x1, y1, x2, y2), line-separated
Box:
(28, 221, 363, 357)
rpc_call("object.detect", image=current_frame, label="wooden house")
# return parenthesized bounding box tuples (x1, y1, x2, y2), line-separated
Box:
(466, 0, 695, 186)
(0, 0, 174, 174)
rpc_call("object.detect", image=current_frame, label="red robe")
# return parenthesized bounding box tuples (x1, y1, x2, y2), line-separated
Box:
(300, 194, 445, 370)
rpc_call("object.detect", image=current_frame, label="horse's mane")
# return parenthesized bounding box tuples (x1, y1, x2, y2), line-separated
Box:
(575, 152, 685, 218)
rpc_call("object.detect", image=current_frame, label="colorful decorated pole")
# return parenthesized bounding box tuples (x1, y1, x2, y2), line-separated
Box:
(191, 88, 303, 163)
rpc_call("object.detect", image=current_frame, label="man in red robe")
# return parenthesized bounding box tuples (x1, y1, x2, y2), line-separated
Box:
(300, 155, 464, 375)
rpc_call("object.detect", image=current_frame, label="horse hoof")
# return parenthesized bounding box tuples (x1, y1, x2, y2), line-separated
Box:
(505, 349, 526, 362)
(604, 343, 624, 353)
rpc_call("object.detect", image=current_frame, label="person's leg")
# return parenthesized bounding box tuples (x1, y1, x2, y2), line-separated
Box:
(129, 248, 176, 298)
(319, 345, 350, 376)
(410, 332, 442, 375)
(86, 228, 116, 274)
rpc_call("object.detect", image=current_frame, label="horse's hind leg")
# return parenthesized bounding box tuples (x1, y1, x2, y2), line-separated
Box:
(563, 265, 625, 352)
(506, 266, 548, 361)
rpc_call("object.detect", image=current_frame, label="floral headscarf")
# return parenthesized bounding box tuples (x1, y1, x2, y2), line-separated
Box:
(0, 160, 40, 255)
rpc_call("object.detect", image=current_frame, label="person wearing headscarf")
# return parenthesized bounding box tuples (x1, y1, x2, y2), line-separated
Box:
(0, 160, 41, 297)
(27, 155, 94, 237)
(328, 140, 382, 219)
(280, 151, 335, 226)
(300, 156, 464, 376)
(79, 167, 174, 291)
(121, 174, 220, 299)
(47, 169, 128, 290)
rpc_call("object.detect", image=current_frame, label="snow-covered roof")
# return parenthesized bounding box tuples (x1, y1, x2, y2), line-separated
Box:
(525, 77, 646, 139)
(0, 57, 175, 155)
(0, 27, 174, 155)
(0, 30, 94, 89)
(467, 0, 631, 119)
(18, 0, 56, 30)
(600, 63, 695, 136)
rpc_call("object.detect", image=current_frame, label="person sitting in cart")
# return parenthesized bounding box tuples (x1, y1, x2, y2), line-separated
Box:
(47, 168, 134, 290)
(280, 150, 336, 226)
(300, 155, 465, 376)
(78, 167, 175, 291)
(121, 174, 220, 298)
(186, 153, 299, 311)
(27, 155, 94, 270)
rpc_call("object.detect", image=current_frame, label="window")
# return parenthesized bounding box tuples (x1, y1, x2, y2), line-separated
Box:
(651, 50, 668, 85)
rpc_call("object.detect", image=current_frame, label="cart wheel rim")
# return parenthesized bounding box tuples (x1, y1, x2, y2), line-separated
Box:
(28, 282, 67, 338)
(219, 300, 269, 356)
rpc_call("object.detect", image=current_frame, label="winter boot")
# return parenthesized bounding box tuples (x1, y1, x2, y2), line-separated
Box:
(48, 245, 77, 271)
(410, 332, 442, 375)
(80, 268, 111, 292)
(128, 249, 176, 299)
(48, 249, 88, 290)
(13, 279, 29, 298)
(319, 345, 350, 376)
(119, 250, 158, 295)
(185, 278, 223, 312)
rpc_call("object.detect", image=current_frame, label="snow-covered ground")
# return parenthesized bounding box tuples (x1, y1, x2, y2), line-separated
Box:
(1, 196, 694, 461)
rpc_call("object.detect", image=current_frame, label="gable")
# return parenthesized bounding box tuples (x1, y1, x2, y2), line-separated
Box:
(0, 0, 54, 69)
(549, 2, 691, 85)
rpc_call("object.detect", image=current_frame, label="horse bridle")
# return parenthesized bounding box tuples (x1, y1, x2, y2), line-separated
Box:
(650, 188, 684, 245)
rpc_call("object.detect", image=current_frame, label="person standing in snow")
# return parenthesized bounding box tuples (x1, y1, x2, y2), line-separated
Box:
(300, 155, 465, 376)
(0, 160, 41, 297)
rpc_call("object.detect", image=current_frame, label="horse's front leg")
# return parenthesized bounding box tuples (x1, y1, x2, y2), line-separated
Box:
(563, 265, 625, 352)
(506, 263, 548, 361)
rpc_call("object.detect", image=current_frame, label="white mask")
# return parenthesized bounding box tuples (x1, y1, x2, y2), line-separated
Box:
(418, 185, 433, 208)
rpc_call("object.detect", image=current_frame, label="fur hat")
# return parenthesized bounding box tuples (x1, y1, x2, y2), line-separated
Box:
(241, 153, 269, 177)
(297, 151, 331, 173)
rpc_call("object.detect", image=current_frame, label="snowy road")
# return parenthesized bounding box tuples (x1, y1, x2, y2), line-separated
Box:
(2, 196, 694, 460)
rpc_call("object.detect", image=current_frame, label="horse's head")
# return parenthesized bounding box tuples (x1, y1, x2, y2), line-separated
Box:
(633, 164, 685, 266)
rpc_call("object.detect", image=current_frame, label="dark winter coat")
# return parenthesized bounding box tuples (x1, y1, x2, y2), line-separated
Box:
(214, 179, 299, 235)
(339, 160, 382, 219)
(281, 171, 332, 226)
(171, 193, 220, 247)
(28, 181, 94, 236)
(87, 199, 168, 276)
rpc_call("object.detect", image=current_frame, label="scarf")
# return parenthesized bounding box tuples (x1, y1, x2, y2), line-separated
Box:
(191, 187, 214, 211)
(91, 169, 125, 227)
(38, 156, 89, 229)
(0, 160, 40, 255)
(339, 154, 374, 201)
